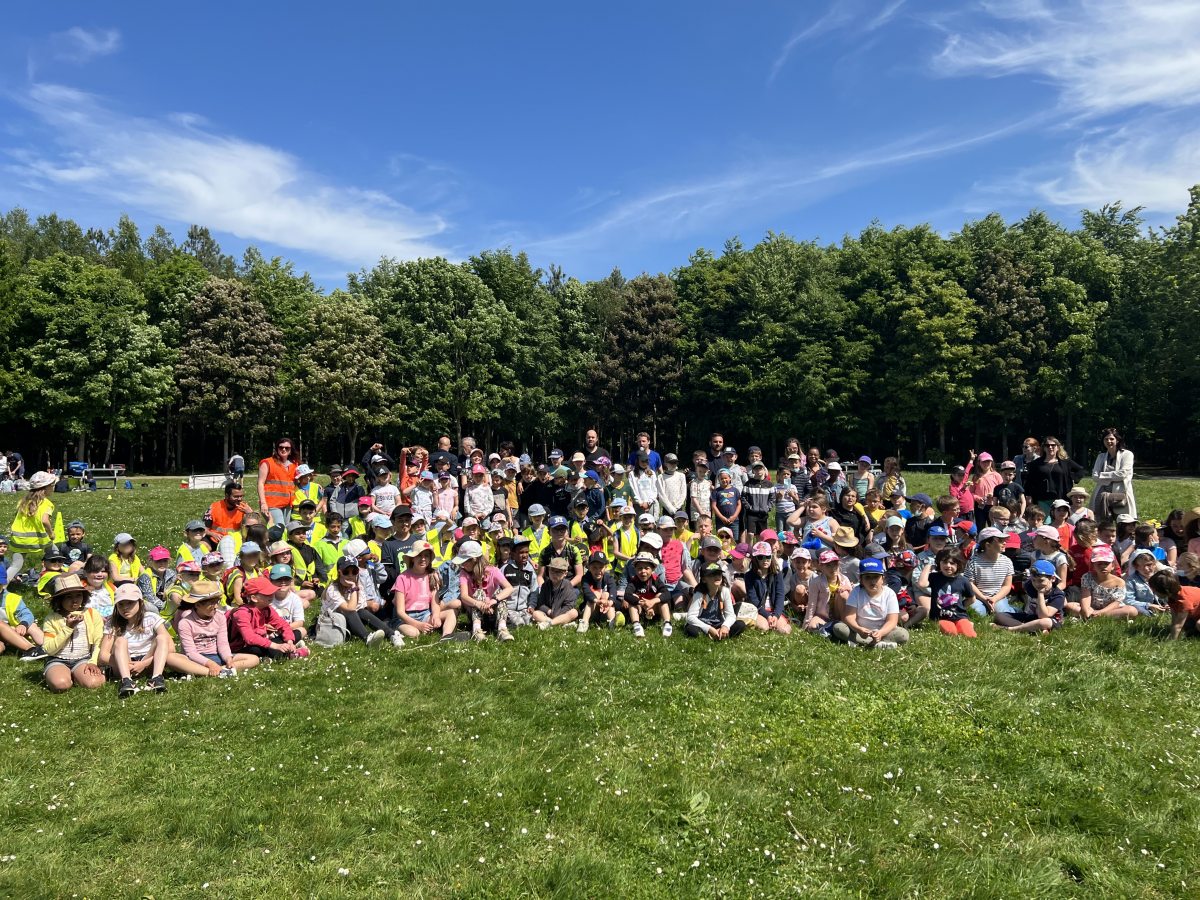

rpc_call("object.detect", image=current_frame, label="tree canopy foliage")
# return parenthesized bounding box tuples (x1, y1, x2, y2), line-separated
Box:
(1, 189, 1198, 472)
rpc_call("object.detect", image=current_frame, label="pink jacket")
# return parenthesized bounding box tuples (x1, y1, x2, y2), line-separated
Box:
(228, 604, 294, 652)
(949, 461, 975, 512)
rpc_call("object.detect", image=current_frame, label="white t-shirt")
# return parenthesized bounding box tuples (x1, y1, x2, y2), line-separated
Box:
(105, 611, 164, 657)
(88, 586, 115, 617)
(371, 484, 401, 515)
(270, 591, 305, 625)
(846, 585, 899, 632)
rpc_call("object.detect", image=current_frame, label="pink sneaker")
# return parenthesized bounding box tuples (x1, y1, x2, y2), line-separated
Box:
(290, 647, 310, 658)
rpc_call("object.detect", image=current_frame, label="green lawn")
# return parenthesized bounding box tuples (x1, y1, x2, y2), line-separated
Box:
(2, 476, 1200, 899)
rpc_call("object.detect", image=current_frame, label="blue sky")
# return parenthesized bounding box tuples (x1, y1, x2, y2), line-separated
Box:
(3, 1, 1200, 289)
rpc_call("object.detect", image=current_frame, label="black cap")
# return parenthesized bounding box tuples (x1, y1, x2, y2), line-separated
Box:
(42, 543, 68, 563)
(298, 498, 317, 509)
(573, 496, 589, 508)
(951, 465, 966, 476)
(391, 505, 413, 519)
(336, 556, 360, 572)
(588, 551, 608, 565)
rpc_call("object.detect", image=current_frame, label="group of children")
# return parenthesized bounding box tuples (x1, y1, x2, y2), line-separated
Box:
(3, 444, 1199, 694)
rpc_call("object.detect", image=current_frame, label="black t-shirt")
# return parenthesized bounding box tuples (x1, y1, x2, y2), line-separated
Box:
(539, 543, 583, 572)
(928, 572, 975, 620)
(64, 540, 92, 564)
(583, 446, 611, 466)
(992, 481, 1025, 508)
(905, 514, 935, 549)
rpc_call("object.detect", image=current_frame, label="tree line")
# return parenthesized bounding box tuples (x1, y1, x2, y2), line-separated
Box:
(1, 188, 1198, 474)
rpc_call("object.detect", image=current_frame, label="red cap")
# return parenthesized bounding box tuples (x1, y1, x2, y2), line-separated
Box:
(1004, 533, 1021, 550)
(243, 576, 278, 597)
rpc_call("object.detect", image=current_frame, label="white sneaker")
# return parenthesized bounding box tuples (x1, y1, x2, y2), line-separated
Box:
(537, 620, 552, 631)
(498, 628, 514, 642)
(672, 612, 686, 622)
(633, 623, 645, 638)
(471, 629, 487, 642)
(218, 668, 235, 678)
(662, 622, 673, 638)
(576, 621, 590, 633)
(390, 632, 405, 648)
(366, 629, 386, 647)
(875, 640, 899, 650)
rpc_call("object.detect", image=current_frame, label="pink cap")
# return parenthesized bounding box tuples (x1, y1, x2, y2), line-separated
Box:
(760, 529, 779, 542)
(177, 560, 201, 573)
(751, 541, 773, 557)
(730, 542, 751, 559)
(461, 516, 478, 527)
(978, 452, 993, 461)
(818, 549, 840, 565)
(148, 546, 171, 561)
(472, 464, 486, 474)
(1035, 525, 1061, 542)
(1090, 544, 1115, 563)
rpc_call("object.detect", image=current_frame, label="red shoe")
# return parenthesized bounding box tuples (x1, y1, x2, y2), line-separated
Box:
(290, 647, 310, 658)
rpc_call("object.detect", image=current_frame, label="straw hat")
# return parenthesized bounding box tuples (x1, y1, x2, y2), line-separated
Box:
(831, 526, 859, 548)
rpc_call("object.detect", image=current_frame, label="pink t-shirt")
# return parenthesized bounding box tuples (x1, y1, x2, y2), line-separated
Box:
(460, 566, 507, 601)
(390, 571, 433, 612)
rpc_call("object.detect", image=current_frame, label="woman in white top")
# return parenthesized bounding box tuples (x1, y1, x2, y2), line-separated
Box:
(1088, 428, 1136, 520)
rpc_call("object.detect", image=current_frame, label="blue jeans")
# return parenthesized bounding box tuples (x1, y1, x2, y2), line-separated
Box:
(969, 599, 990, 617)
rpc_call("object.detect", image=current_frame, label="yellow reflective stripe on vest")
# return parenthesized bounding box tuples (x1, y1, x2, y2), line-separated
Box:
(3, 591, 23, 627)
(9, 499, 54, 552)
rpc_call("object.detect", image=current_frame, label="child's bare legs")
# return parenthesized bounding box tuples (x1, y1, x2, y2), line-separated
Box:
(804, 616, 828, 632)
(905, 604, 928, 629)
(1093, 603, 1138, 620)
(0, 621, 36, 653)
(165, 650, 211, 677)
(297, 589, 317, 607)
(434, 606, 457, 636)
(149, 634, 171, 677)
(757, 615, 791, 634)
(548, 608, 579, 627)
(45, 662, 105, 693)
(230, 653, 260, 671)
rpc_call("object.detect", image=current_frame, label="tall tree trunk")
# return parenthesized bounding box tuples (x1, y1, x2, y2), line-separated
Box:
(917, 424, 924, 463)
(938, 421, 946, 454)
(1001, 430, 1009, 462)
(223, 428, 230, 466)
(104, 423, 115, 465)
(176, 420, 183, 474)
(1066, 408, 1074, 458)
(75, 432, 86, 463)
(974, 421, 981, 455)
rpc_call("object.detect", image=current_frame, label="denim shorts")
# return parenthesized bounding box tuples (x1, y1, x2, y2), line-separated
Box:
(43, 656, 93, 675)
(202, 653, 224, 665)
(408, 607, 432, 623)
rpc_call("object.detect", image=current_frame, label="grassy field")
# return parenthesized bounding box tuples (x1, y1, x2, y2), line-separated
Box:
(1, 474, 1200, 899)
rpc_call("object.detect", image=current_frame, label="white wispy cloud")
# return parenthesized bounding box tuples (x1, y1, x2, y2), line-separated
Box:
(936, 0, 1200, 211)
(50, 27, 122, 64)
(934, 0, 1200, 115)
(770, 0, 907, 82)
(527, 119, 1031, 253)
(6, 83, 451, 264)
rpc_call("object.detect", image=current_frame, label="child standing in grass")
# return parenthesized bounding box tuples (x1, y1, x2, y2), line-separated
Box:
(920, 547, 978, 637)
(994, 560, 1065, 634)
(40, 573, 106, 693)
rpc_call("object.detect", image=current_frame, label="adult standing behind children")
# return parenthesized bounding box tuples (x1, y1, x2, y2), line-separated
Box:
(257, 437, 299, 525)
(1023, 437, 1085, 516)
(1089, 428, 1137, 520)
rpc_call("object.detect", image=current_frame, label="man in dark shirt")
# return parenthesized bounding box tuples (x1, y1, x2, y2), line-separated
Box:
(427, 436, 460, 477)
(581, 430, 611, 467)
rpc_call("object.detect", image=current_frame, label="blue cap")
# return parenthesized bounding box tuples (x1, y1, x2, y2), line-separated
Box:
(528, 504, 547, 516)
(911, 493, 933, 506)
(548, 515, 569, 528)
(585, 469, 600, 482)
(1031, 559, 1056, 576)
(859, 557, 885, 575)
(549, 448, 563, 458)
(927, 525, 949, 538)
(241, 541, 261, 554)
(269, 563, 293, 581)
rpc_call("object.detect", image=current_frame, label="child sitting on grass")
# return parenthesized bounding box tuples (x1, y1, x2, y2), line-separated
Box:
(1076, 544, 1137, 620)
(267, 564, 308, 642)
(993, 560, 1065, 634)
(624, 552, 673, 638)
(744, 541, 789, 633)
(1150, 570, 1200, 640)
(534, 557, 581, 630)
(577, 551, 620, 632)
(176, 581, 257, 677)
(230, 576, 310, 661)
(1032, 525, 1069, 588)
(920, 547, 978, 637)
(101, 582, 209, 697)
(456, 540, 515, 643)
(40, 573, 106, 693)
(831, 557, 907, 648)
(0, 567, 46, 660)
(108, 532, 143, 581)
(392, 542, 457, 641)
(36, 544, 68, 598)
(805, 550, 851, 635)
(1123, 549, 1169, 616)
(685, 562, 744, 641)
